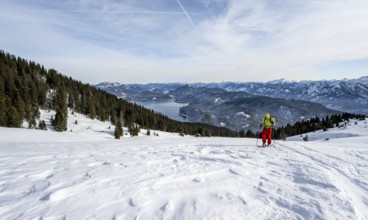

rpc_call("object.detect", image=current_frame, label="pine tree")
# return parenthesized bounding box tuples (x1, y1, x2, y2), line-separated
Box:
(279, 128, 287, 141)
(14, 93, 25, 125)
(246, 129, 255, 138)
(128, 125, 140, 136)
(114, 120, 123, 139)
(303, 134, 309, 141)
(38, 120, 47, 130)
(88, 97, 96, 119)
(0, 77, 5, 126)
(4, 96, 21, 127)
(54, 87, 68, 131)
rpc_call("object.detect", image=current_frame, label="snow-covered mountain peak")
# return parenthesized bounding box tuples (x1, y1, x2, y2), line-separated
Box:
(266, 78, 287, 84)
(95, 81, 122, 88)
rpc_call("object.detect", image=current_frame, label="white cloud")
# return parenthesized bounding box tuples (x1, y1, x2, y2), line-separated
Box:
(1, 0, 368, 83)
(187, 0, 368, 80)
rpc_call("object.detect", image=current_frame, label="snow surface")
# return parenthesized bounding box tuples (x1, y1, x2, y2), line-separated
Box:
(235, 112, 251, 118)
(1, 112, 368, 219)
(214, 98, 223, 104)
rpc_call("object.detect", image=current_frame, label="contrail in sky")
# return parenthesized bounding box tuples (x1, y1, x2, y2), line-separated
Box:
(176, 0, 197, 29)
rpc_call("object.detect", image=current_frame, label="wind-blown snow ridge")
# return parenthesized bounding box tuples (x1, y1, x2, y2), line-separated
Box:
(0, 118, 367, 219)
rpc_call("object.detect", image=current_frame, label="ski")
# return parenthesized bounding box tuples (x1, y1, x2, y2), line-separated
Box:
(257, 145, 275, 148)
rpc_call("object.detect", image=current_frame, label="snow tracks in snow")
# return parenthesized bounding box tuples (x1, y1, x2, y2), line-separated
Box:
(0, 138, 367, 219)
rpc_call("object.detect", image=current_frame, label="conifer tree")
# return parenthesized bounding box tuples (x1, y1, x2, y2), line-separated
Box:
(88, 97, 97, 119)
(54, 87, 68, 131)
(38, 120, 47, 130)
(246, 129, 255, 138)
(303, 134, 309, 141)
(114, 120, 123, 139)
(0, 77, 5, 126)
(128, 125, 140, 136)
(4, 96, 21, 127)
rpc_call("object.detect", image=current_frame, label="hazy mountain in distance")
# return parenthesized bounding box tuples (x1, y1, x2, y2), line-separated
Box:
(96, 77, 368, 115)
(96, 82, 343, 131)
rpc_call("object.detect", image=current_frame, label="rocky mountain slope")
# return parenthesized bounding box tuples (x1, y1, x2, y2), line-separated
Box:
(96, 82, 344, 131)
(97, 77, 368, 115)
(203, 76, 368, 115)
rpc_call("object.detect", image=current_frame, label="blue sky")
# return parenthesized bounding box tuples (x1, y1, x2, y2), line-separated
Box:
(1, 0, 368, 84)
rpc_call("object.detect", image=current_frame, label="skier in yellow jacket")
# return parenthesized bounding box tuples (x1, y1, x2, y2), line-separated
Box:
(260, 113, 276, 146)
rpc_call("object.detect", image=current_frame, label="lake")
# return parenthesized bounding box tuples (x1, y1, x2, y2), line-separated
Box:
(134, 100, 189, 122)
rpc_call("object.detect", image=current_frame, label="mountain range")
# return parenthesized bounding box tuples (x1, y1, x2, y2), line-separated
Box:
(96, 77, 368, 131)
(202, 77, 368, 115)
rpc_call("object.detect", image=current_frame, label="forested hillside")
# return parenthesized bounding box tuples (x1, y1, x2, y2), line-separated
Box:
(272, 113, 366, 140)
(0, 51, 236, 137)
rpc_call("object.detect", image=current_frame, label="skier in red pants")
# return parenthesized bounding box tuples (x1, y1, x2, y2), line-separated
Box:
(260, 113, 276, 147)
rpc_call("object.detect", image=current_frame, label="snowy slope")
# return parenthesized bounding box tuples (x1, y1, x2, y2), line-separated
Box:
(0, 115, 368, 219)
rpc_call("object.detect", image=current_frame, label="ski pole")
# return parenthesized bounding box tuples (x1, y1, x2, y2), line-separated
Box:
(272, 127, 275, 148)
(256, 127, 262, 146)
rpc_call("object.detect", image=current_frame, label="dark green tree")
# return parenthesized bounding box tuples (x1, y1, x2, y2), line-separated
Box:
(128, 125, 140, 136)
(114, 119, 123, 139)
(54, 87, 68, 131)
(0, 77, 5, 126)
(38, 120, 47, 130)
(88, 97, 97, 119)
(245, 129, 255, 138)
(4, 97, 22, 127)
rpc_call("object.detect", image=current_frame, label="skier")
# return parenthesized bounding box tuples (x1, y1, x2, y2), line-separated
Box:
(260, 113, 276, 147)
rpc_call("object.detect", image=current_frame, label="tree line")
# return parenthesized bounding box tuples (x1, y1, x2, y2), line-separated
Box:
(0, 50, 237, 137)
(273, 113, 366, 140)
(238, 113, 366, 140)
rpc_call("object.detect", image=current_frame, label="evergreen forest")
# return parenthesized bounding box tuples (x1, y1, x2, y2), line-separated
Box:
(0, 51, 236, 137)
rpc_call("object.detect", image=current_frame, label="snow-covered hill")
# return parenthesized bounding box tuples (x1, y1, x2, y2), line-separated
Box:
(0, 113, 367, 219)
